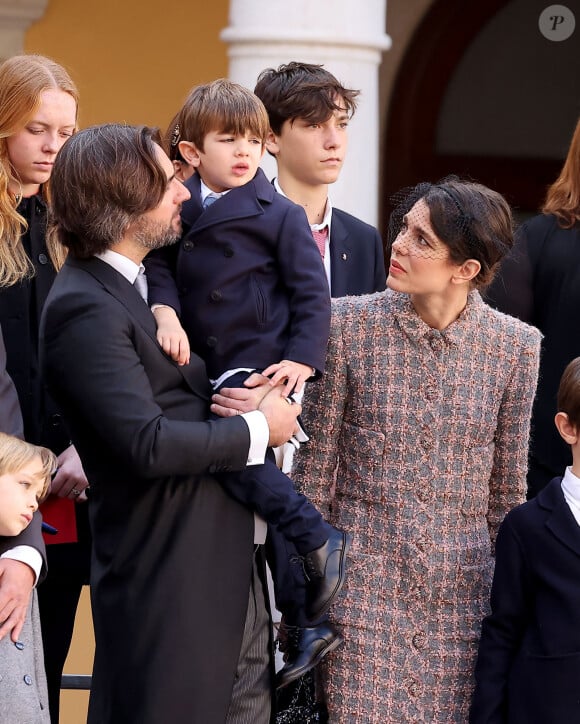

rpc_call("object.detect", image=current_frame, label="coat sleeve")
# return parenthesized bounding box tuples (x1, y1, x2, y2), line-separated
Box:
(484, 224, 535, 324)
(42, 286, 251, 479)
(275, 203, 331, 375)
(0, 324, 23, 438)
(486, 325, 541, 546)
(291, 305, 348, 517)
(143, 241, 182, 316)
(470, 516, 531, 723)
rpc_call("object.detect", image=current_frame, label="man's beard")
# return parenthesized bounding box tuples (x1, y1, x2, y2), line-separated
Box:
(133, 216, 181, 251)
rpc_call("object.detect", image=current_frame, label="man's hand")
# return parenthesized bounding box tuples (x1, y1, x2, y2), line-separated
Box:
(261, 360, 314, 396)
(153, 306, 190, 366)
(51, 444, 90, 502)
(258, 386, 302, 447)
(0, 559, 34, 642)
(210, 373, 271, 417)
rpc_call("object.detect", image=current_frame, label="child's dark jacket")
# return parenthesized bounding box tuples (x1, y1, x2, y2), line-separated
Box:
(471, 476, 580, 723)
(145, 168, 330, 379)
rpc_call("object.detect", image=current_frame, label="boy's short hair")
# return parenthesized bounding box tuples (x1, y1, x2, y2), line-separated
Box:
(0, 432, 57, 501)
(254, 61, 360, 135)
(173, 79, 269, 153)
(558, 357, 580, 429)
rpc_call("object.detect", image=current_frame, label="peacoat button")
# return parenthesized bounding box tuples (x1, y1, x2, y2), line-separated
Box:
(206, 336, 217, 348)
(406, 678, 421, 697)
(182, 240, 194, 252)
(23, 674, 33, 685)
(224, 247, 234, 258)
(38, 253, 49, 265)
(209, 290, 222, 303)
(14, 640, 24, 650)
(50, 413, 62, 427)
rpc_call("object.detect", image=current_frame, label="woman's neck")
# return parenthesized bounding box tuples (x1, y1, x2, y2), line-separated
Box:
(410, 288, 470, 330)
(8, 179, 40, 201)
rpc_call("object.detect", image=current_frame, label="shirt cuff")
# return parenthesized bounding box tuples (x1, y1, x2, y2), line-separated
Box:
(241, 410, 268, 466)
(1, 546, 43, 586)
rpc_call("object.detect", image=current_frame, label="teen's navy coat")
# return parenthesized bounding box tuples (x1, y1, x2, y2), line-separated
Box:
(145, 168, 330, 380)
(471, 477, 580, 723)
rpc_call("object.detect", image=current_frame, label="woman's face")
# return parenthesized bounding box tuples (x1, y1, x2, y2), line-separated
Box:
(387, 198, 463, 297)
(6, 88, 76, 198)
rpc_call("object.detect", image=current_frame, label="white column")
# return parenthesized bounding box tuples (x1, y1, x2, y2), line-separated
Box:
(221, 0, 391, 227)
(0, 0, 48, 60)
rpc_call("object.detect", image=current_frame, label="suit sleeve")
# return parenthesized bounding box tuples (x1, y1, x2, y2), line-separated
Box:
(275, 204, 331, 375)
(42, 287, 250, 479)
(292, 306, 349, 517)
(0, 324, 24, 438)
(486, 326, 541, 546)
(470, 516, 531, 723)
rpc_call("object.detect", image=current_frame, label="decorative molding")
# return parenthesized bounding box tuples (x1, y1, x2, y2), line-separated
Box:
(0, 0, 49, 58)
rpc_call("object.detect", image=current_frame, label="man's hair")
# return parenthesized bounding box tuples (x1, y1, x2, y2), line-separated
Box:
(0, 432, 56, 502)
(172, 79, 269, 153)
(49, 124, 167, 258)
(558, 357, 580, 429)
(254, 61, 359, 135)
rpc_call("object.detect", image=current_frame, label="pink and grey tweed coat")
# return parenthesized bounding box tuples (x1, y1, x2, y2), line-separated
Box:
(292, 289, 541, 723)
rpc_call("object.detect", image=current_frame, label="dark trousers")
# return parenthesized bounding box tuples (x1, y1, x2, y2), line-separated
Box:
(38, 504, 91, 723)
(217, 372, 331, 555)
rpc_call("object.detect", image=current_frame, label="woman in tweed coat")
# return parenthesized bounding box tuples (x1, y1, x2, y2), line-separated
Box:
(291, 179, 542, 722)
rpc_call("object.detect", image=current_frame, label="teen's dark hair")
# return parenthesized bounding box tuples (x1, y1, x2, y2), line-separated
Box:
(254, 61, 359, 135)
(387, 177, 514, 289)
(50, 124, 166, 258)
(558, 357, 580, 429)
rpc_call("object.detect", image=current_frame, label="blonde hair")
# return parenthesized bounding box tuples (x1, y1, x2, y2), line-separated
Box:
(0, 432, 57, 501)
(0, 54, 78, 286)
(173, 79, 269, 154)
(542, 117, 580, 229)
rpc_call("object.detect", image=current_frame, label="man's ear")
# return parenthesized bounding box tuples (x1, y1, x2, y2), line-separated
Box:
(265, 130, 280, 157)
(179, 141, 201, 168)
(555, 411, 579, 445)
(452, 259, 481, 285)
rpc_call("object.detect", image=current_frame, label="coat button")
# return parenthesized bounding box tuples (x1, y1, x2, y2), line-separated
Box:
(182, 240, 194, 252)
(51, 413, 62, 427)
(412, 632, 426, 649)
(206, 336, 217, 348)
(210, 290, 222, 302)
(14, 641, 24, 650)
(24, 674, 33, 685)
(224, 247, 234, 258)
(38, 253, 49, 265)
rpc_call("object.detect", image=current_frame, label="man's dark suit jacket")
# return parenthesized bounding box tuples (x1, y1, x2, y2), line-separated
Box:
(328, 207, 386, 297)
(145, 168, 330, 380)
(470, 477, 580, 723)
(41, 255, 261, 724)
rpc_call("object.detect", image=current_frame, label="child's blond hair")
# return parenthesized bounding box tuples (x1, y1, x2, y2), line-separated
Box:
(0, 432, 56, 501)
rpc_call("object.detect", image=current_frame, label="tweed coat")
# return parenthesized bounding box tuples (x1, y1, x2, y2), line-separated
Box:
(0, 590, 50, 723)
(292, 289, 541, 723)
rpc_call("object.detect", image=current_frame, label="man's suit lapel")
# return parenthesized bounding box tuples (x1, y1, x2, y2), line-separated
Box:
(67, 257, 210, 401)
(329, 212, 353, 298)
(540, 478, 580, 557)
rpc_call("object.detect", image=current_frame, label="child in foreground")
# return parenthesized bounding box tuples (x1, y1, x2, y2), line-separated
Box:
(0, 432, 56, 724)
(471, 356, 580, 723)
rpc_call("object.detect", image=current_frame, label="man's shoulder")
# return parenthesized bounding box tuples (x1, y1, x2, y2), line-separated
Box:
(332, 207, 380, 237)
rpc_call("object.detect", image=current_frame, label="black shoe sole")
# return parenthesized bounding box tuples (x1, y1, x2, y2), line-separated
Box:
(275, 632, 343, 690)
(306, 532, 352, 622)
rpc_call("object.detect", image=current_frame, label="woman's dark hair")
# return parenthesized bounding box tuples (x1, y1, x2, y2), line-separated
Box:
(387, 176, 514, 289)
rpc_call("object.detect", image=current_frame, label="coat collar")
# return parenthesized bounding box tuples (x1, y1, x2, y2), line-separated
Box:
(391, 289, 485, 347)
(538, 477, 580, 557)
(181, 168, 275, 234)
(65, 256, 211, 400)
